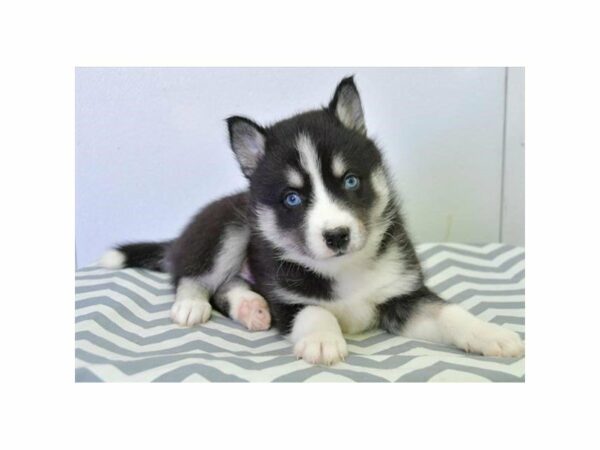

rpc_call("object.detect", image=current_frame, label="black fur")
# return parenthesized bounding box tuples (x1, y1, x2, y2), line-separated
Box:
(266, 301, 305, 335)
(116, 241, 171, 271)
(271, 259, 334, 300)
(165, 192, 249, 286)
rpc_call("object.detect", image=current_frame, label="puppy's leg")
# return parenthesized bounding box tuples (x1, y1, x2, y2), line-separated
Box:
(212, 277, 271, 331)
(167, 193, 251, 327)
(379, 287, 524, 357)
(290, 306, 348, 365)
(170, 277, 212, 327)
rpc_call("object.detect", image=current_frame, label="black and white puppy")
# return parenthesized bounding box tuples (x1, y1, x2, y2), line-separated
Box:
(101, 77, 524, 365)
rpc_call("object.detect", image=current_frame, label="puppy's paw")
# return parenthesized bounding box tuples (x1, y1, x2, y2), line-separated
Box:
(235, 293, 271, 331)
(294, 332, 348, 365)
(170, 299, 212, 327)
(462, 323, 524, 357)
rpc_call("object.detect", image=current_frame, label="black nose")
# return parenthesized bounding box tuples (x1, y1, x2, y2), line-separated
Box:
(323, 227, 350, 251)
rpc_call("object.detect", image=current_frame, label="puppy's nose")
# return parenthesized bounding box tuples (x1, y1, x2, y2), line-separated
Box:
(323, 227, 350, 251)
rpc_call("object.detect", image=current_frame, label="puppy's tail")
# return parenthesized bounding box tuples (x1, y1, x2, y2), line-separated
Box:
(99, 241, 172, 272)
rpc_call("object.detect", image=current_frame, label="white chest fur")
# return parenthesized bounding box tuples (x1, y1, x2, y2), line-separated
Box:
(325, 246, 419, 333)
(277, 246, 420, 334)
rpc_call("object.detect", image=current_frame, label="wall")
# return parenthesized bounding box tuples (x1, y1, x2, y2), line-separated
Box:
(501, 67, 525, 245)
(75, 67, 524, 268)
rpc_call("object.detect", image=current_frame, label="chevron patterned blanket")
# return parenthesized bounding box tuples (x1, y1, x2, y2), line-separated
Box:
(75, 243, 525, 382)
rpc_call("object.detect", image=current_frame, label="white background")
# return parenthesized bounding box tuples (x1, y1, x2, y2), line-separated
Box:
(2, 1, 599, 449)
(76, 67, 524, 267)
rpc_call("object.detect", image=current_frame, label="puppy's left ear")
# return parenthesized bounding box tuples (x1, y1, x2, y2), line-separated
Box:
(329, 76, 366, 134)
(226, 116, 266, 178)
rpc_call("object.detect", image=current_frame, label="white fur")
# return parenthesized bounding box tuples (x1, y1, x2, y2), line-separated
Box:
(296, 133, 365, 259)
(286, 168, 304, 188)
(170, 277, 212, 326)
(291, 306, 348, 365)
(199, 226, 250, 290)
(370, 168, 390, 210)
(402, 303, 525, 357)
(225, 285, 252, 321)
(320, 300, 378, 335)
(99, 249, 125, 269)
(331, 154, 347, 178)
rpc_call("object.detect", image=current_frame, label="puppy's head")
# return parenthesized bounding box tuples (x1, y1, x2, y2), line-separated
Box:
(227, 77, 391, 261)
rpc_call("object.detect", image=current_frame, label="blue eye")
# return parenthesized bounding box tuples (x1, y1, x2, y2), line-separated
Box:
(343, 174, 360, 190)
(284, 192, 302, 208)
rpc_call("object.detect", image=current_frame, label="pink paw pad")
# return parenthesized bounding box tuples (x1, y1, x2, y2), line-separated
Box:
(236, 295, 271, 331)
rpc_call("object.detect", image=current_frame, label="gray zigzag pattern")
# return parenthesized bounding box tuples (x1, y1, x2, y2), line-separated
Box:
(76, 281, 173, 297)
(429, 269, 524, 292)
(417, 244, 516, 261)
(75, 243, 525, 382)
(424, 253, 524, 278)
(396, 361, 524, 382)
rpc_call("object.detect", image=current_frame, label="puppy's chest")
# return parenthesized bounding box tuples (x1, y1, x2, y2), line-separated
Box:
(322, 256, 419, 334)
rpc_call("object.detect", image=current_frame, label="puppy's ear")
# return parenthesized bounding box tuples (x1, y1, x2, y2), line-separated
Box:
(226, 116, 266, 178)
(329, 76, 366, 134)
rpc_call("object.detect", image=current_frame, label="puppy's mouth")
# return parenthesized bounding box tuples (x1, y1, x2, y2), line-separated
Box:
(311, 239, 367, 260)
(304, 223, 368, 261)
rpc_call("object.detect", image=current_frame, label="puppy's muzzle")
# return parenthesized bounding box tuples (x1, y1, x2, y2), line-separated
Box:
(322, 227, 350, 252)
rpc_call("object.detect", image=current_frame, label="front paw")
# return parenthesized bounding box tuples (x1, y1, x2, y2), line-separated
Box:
(462, 323, 524, 357)
(170, 299, 212, 327)
(294, 332, 348, 365)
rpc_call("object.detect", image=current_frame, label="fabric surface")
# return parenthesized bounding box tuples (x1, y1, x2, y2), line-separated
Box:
(75, 243, 525, 382)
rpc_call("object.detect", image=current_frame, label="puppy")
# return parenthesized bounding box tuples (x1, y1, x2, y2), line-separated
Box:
(101, 77, 524, 364)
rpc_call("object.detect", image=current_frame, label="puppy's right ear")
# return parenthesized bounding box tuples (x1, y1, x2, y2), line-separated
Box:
(226, 116, 266, 178)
